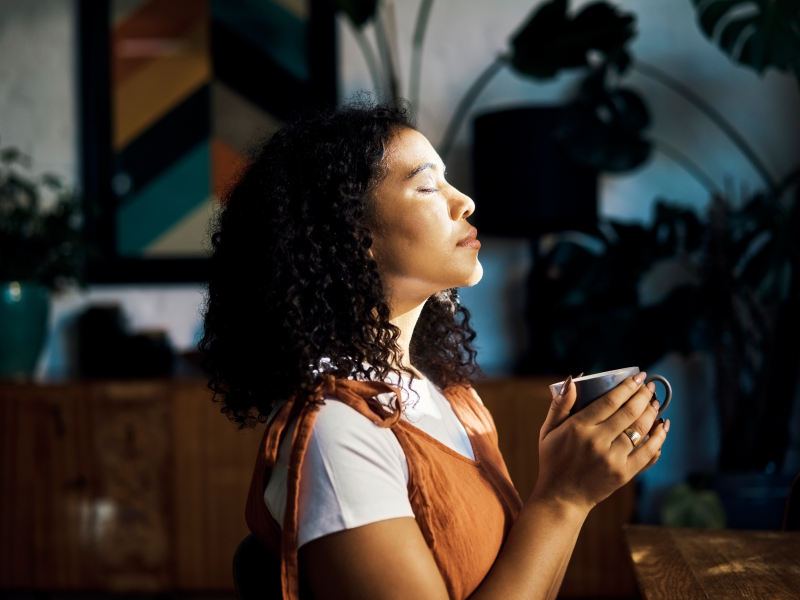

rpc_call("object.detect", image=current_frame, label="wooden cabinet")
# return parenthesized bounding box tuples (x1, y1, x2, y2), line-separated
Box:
(1, 380, 262, 592)
(1, 378, 637, 597)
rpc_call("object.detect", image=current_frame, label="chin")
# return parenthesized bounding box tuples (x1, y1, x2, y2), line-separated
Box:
(461, 259, 484, 288)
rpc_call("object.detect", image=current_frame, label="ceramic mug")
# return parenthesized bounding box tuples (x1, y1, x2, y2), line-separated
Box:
(549, 367, 672, 416)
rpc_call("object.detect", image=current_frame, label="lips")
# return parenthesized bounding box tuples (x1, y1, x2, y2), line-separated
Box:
(457, 227, 481, 249)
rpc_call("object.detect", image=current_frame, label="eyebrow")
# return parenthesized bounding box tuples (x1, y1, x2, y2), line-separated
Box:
(406, 162, 444, 180)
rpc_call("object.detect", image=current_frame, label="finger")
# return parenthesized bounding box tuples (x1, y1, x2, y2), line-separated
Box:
(626, 419, 668, 475)
(618, 414, 662, 454)
(639, 418, 666, 470)
(611, 385, 659, 451)
(540, 375, 577, 441)
(579, 373, 647, 424)
(641, 447, 661, 471)
(602, 380, 656, 444)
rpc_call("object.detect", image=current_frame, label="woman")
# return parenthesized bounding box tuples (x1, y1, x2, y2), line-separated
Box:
(200, 102, 669, 600)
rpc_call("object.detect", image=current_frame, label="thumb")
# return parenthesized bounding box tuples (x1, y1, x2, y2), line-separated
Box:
(540, 375, 577, 442)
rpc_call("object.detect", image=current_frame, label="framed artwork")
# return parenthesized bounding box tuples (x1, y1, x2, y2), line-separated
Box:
(80, 0, 336, 282)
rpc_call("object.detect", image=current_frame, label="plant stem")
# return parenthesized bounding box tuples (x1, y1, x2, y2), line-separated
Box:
(633, 61, 776, 194)
(438, 55, 507, 160)
(409, 0, 435, 112)
(651, 136, 721, 196)
(349, 21, 384, 93)
(373, 2, 400, 103)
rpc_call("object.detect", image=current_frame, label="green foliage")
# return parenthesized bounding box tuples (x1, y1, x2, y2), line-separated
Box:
(661, 482, 727, 529)
(509, 0, 651, 172)
(510, 0, 635, 79)
(0, 145, 86, 289)
(329, 0, 377, 27)
(523, 188, 800, 470)
(556, 65, 651, 171)
(524, 202, 706, 375)
(691, 0, 800, 77)
(528, 191, 799, 369)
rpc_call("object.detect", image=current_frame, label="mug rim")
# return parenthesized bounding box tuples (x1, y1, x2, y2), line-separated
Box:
(573, 366, 639, 382)
(551, 366, 640, 389)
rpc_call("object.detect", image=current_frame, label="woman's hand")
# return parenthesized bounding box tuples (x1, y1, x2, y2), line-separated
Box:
(469, 376, 669, 600)
(533, 373, 670, 512)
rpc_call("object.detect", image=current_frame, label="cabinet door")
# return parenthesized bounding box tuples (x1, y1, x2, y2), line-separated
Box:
(85, 380, 175, 592)
(172, 381, 265, 590)
(0, 380, 265, 592)
(0, 384, 96, 589)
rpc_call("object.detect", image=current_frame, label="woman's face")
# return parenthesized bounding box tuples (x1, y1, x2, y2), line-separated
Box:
(369, 127, 482, 308)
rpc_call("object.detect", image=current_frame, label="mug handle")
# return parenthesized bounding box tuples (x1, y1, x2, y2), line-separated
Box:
(645, 374, 672, 416)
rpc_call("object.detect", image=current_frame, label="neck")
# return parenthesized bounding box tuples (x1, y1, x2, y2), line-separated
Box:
(390, 300, 426, 378)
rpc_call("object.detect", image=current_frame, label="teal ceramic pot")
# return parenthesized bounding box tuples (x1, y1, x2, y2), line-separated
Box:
(0, 281, 50, 379)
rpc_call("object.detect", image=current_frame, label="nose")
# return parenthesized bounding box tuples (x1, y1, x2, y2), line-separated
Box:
(449, 187, 475, 221)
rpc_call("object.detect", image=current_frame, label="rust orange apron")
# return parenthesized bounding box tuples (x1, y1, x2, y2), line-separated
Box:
(245, 376, 523, 599)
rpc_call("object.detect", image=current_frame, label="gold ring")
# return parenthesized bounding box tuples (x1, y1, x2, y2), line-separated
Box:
(623, 428, 642, 447)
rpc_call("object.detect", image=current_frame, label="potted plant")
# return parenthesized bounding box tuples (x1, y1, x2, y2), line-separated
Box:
(518, 0, 800, 527)
(0, 145, 85, 379)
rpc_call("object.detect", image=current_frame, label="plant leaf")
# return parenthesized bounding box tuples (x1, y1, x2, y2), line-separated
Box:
(555, 68, 652, 171)
(0, 144, 86, 289)
(691, 0, 800, 74)
(571, 2, 636, 56)
(41, 173, 63, 190)
(0, 147, 31, 168)
(510, 0, 635, 80)
(329, 0, 378, 27)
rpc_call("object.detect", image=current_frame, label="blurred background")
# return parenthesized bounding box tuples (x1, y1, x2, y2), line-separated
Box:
(1, 0, 799, 598)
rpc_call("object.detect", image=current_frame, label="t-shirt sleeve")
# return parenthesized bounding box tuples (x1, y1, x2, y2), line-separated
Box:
(266, 397, 414, 548)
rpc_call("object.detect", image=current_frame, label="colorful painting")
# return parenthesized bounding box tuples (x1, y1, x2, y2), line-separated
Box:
(81, 0, 335, 280)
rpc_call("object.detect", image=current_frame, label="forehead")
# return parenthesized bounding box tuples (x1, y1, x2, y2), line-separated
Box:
(384, 127, 441, 175)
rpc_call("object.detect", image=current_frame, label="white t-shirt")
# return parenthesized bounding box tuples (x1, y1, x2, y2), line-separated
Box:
(264, 375, 475, 548)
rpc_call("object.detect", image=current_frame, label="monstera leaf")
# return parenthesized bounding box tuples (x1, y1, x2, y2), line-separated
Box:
(555, 67, 652, 171)
(725, 192, 800, 304)
(511, 0, 636, 79)
(691, 0, 800, 75)
(329, 0, 377, 27)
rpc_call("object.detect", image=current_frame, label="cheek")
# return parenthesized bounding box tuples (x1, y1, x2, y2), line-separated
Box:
(401, 200, 453, 238)
(372, 223, 444, 275)
(369, 227, 411, 273)
(369, 196, 461, 276)
(377, 205, 442, 250)
(401, 213, 455, 261)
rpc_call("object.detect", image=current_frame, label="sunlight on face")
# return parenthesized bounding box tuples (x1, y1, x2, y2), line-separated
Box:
(369, 127, 483, 309)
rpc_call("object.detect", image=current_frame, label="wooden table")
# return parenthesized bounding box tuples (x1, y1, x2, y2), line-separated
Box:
(624, 525, 800, 599)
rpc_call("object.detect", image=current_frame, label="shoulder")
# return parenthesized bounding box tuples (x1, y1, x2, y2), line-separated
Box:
(466, 386, 485, 406)
(441, 383, 485, 407)
(310, 395, 407, 469)
(441, 384, 497, 439)
(298, 395, 413, 544)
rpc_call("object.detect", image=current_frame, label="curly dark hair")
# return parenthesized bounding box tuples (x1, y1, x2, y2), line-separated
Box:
(200, 101, 481, 427)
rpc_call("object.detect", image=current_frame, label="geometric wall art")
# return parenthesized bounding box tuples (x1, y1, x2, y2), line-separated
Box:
(80, 0, 336, 281)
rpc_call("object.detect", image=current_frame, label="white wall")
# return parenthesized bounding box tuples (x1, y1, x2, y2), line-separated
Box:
(0, 0, 79, 185)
